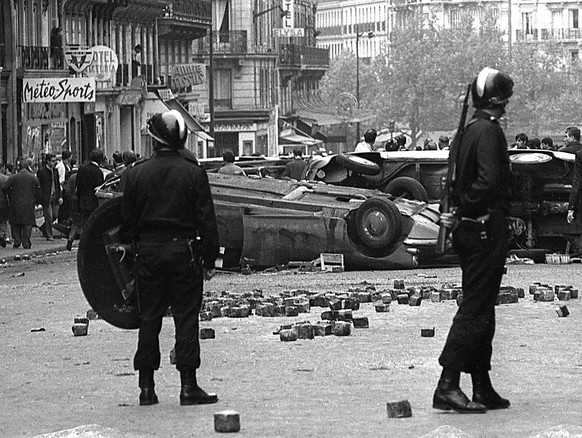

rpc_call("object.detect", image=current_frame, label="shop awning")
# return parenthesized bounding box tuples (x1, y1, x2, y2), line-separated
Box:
(293, 95, 376, 126)
(279, 127, 322, 146)
(156, 90, 213, 142)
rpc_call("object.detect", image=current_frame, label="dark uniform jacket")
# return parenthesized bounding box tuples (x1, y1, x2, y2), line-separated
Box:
(121, 149, 219, 270)
(75, 161, 104, 213)
(37, 166, 61, 207)
(451, 110, 513, 219)
(3, 169, 41, 226)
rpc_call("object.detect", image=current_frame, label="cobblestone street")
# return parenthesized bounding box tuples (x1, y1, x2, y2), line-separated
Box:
(1, 250, 582, 437)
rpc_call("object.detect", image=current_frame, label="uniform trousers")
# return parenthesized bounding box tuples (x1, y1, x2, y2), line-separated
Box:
(133, 238, 203, 372)
(439, 210, 508, 373)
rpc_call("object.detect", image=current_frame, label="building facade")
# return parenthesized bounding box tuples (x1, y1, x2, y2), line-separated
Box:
(1, 0, 211, 167)
(316, 0, 582, 62)
(191, 0, 330, 158)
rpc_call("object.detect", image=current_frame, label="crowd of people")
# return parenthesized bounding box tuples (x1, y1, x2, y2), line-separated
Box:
(0, 149, 137, 250)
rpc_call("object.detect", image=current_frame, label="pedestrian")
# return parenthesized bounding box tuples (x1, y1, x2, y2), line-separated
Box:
(395, 134, 407, 150)
(37, 153, 62, 240)
(558, 127, 582, 154)
(541, 137, 555, 151)
(217, 151, 246, 176)
(0, 170, 9, 247)
(354, 129, 377, 153)
(435, 67, 514, 414)
(66, 149, 105, 251)
(121, 110, 220, 406)
(3, 159, 41, 249)
(438, 136, 450, 150)
(567, 147, 582, 226)
(281, 147, 308, 181)
(55, 150, 73, 228)
(510, 132, 528, 149)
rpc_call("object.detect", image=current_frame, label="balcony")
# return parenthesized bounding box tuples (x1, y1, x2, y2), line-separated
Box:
(19, 45, 66, 71)
(519, 28, 582, 42)
(279, 44, 329, 69)
(195, 31, 248, 55)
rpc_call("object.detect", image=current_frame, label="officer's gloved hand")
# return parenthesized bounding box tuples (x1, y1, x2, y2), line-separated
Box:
(439, 212, 460, 231)
(203, 268, 216, 281)
(567, 209, 575, 224)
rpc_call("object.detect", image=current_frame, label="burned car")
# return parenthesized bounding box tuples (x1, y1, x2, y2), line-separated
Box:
(79, 169, 449, 327)
(306, 149, 581, 256)
(304, 150, 450, 203)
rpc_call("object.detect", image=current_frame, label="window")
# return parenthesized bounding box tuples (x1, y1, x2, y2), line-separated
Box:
(522, 12, 533, 35)
(214, 69, 232, 109)
(570, 9, 579, 29)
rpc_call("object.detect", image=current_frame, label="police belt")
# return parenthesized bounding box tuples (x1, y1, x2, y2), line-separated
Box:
(460, 213, 490, 224)
(138, 230, 196, 241)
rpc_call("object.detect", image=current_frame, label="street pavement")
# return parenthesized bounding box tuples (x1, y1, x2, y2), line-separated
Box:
(0, 226, 70, 263)
(1, 248, 582, 437)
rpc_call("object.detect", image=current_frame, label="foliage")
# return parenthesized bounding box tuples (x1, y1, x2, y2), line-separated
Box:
(320, 6, 582, 146)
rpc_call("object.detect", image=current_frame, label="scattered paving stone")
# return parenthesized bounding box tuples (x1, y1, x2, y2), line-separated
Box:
(430, 291, 442, 303)
(200, 311, 213, 321)
(394, 279, 405, 289)
(72, 323, 88, 336)
(280, 329, 298, 342)
(397, 294, 409, 305)
(386, 399, 412, 418)
(409, 295, 422, 306)
(296, 323, 314, 339)
(200, 328, 216, 339)
(86, 309, 99, 320)
(352, 316, 369, 328)
(321, 310, 339, 321)
(556, 305, 570, 317)
(214, 410, 241, 433)
(285, 306, 299, 317)
(332, 321, 351, 336)
(314, 322, 332, 336)
(421, 327, 435, 337)
(374, 302, 390, 313)
(169, 348, 176, 364)
(337, 309, 352, 321)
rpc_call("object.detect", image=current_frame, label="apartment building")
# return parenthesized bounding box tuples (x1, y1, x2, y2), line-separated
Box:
(1, 0, 211, 165)
(316, 0, 582, 62)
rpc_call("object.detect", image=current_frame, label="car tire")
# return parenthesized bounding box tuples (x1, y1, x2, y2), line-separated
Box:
(336, 154, 381, 175)
(383, 177, 429, 203)
(78, 197, 140, 330)
(354, 197, 402, 249)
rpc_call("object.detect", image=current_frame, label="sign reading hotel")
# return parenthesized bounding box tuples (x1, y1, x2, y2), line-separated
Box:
(171, 64, 206, 89)
(273, 0, 304, 37)
(84, 45, 118, 81)
(22, 78, 96, 103)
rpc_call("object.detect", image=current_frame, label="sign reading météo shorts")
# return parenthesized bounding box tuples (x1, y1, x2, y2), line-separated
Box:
(22, 78, 96, 103)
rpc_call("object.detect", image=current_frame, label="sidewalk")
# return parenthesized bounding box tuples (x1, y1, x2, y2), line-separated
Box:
(0, 226, 71, 262)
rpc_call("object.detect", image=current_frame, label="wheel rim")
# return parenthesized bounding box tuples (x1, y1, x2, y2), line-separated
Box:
(361, 208, 390, 242)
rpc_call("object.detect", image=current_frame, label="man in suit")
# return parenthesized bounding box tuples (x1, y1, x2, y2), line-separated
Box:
(281, 147, 308, 181)
(37, 153, 62, 240)
(66, 149, 105, 251)
(3, 159, 41, 249)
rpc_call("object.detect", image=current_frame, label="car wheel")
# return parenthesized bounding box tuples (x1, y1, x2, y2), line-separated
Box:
(383, 177, 429, 203)
(336, 154, 381, 175)
(78, 197, 140, 330)
(354, 197, 402, 249)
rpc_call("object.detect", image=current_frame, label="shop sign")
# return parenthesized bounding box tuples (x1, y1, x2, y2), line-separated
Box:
(171, 64, 206, 89)
(64, 47, 94, 73)
(83, 45, 119, 82)
(216, 123, 257, 132)
(22, 78, 96, 103)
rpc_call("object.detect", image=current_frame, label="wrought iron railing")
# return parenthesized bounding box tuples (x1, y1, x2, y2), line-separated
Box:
(196, 30, 248, 54)
(279, 44, 329, 68)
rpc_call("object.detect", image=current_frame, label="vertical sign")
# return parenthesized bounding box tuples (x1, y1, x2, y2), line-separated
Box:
(282, 0, 294, 30)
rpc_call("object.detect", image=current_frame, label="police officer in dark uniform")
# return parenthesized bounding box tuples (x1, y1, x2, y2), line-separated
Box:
(121, 110, 220, 406)
(434, 67, 514, 413)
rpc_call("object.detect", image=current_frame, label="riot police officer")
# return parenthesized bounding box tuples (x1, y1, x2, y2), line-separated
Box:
(121, 110, 220, 406)
(434, 67, 514, 413)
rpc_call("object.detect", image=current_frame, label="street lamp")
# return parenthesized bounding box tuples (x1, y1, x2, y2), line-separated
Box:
(355, 24, 374, 141)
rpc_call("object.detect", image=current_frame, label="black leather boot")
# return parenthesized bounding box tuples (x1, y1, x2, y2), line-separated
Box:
(433, 368, 487, 413)
(471, 371, 510, 409)
(138, 369, 158, 406)
(180, 370, 218, 405)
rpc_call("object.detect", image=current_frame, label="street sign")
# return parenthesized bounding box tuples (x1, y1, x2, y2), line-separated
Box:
(273, 28, 305, 37)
